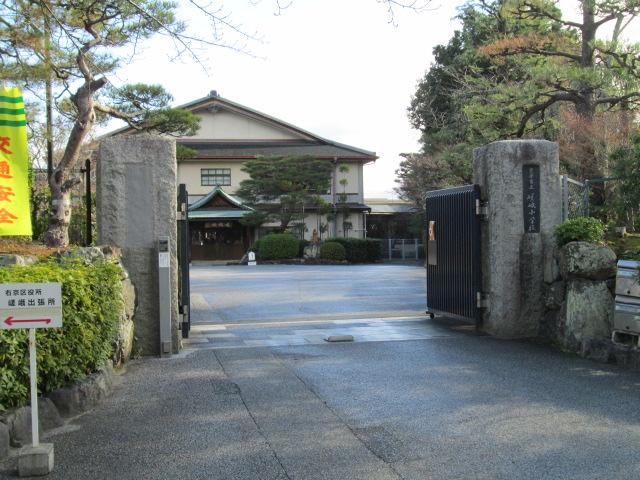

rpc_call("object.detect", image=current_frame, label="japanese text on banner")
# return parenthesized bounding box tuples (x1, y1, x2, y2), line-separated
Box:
(0, 87, 32, 236)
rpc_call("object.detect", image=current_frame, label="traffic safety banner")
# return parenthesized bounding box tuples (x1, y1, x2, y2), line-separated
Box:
(0, 87, 32, 236)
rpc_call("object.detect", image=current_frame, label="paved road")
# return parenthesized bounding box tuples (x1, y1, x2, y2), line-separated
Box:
(3, 324, 640, 479)
(3, 264, 640, 479)
(190, 264, 427, 325)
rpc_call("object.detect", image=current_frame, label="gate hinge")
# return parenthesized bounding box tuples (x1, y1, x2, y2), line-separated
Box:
(476, 292, 489, 309)
(177, 211, 187, 221)
(475, 199, 488, 218)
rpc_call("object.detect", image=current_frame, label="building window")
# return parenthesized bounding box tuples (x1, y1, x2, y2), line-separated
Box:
(201, 168, 231, 186)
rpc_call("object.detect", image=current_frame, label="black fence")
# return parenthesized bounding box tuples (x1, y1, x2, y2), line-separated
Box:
(177, 184, 191, 338)
(425, 185, 482, 325)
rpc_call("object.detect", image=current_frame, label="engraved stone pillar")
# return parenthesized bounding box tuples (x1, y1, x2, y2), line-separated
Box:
(473, 140, 561, 338)
(97, 135, 179, 355)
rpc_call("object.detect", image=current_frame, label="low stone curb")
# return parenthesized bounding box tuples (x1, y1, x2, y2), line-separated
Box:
(0, 364, 115, 461)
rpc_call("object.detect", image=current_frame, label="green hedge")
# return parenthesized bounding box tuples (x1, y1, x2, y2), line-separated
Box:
(258, 234, 299, 260)
(320, 242, 346, 261)
(0, 259, 123, 411)
(327, 238, 381, 263)
(554, 217, 605, 247)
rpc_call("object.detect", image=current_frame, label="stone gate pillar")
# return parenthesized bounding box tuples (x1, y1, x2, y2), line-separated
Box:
(473, 140, 561, 338)
(96, 135, 179, 355)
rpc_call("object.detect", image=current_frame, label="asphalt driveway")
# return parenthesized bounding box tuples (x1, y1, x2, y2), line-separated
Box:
(4, 328, 640, 479)
(189, 264, 427, 325)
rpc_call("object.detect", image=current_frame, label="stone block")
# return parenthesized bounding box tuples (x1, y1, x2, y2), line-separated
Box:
(0, 421, 9, 461)
(55, 246, 105, 264)
(543, 281, 565, 310)
(560, 242, 617, 280)
(49, 365, 114, 417)
(473, 140, 561, 338)
(564, 280, 614, 345)
(18, 443, 54, 477)
(97, 135, 179, 356)
(303, 244, 319, 259)
(0, 254, 37, 266)
(6, 399, 63, 447)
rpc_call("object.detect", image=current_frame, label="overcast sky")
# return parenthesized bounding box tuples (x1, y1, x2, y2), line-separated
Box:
(111, 0, 638, 198)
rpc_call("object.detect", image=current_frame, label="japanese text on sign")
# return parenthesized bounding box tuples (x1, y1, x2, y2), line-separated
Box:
(0, 283, 62, 329)
(0, 87, 32, 236)
(522, 165, 540, 234)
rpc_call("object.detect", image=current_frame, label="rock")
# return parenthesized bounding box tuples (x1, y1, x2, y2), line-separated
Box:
(114, 312, 135, 366)
(55, 246, 105, 264)
(560, 242, 617, 281)
(303, 244, 319, 259)
(544, 281, 565, 310)
(563, 280, 614, 346)
(5, 398, 63, 447)
(122, 277, 136, 320)
(100, 245, 122, 260)
(544, 246, 561, 284)
(49, 366, 114, 418)
(0, 422, 9, 460)
(0, 254, 37, 266)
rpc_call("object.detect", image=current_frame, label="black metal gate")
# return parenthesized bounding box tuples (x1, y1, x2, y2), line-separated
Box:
(425, 185, 482, 325)
(177, 184, 191, 338)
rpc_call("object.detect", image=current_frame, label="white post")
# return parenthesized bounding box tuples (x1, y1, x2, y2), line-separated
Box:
(29, 328, 39, 447)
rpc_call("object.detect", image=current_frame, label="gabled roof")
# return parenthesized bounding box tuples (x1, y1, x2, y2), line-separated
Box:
(188, 186, 253, 212)
(108, 91, 377, 162)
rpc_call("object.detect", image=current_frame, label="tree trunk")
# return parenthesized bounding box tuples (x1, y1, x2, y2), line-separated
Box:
(43, 180, 72, 246)
(43, 72, 104, 247)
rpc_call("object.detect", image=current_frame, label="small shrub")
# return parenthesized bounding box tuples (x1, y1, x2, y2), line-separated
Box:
(320, 242, 346, 261)
(554, 217, 606, 247)
(328, 238, 381, 263)
(0, 259, 123, 410)
(365, 239, 382, 262)
(258, 234, 299, 260)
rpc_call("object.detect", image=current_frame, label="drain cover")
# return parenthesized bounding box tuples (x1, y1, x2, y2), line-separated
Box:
(325, 335, 354, 343)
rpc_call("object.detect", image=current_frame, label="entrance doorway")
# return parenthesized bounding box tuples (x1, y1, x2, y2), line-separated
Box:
(190, 221, 251, 261)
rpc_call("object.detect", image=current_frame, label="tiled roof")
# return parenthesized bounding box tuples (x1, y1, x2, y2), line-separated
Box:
(179, 141, 374, 160)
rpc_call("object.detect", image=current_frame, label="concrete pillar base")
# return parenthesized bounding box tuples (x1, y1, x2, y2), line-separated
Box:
(18, 443, 54, 477)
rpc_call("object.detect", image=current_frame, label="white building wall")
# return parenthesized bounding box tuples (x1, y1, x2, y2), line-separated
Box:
(178, 161, 249, 196)
(191, 110, 301, 140)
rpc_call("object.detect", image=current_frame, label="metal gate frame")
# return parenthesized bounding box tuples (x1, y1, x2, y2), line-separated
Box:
(177, 183, 191, 338)
(425, 184, 483, 326)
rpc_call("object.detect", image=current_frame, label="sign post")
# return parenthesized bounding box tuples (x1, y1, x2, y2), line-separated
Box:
(1, 283, 62, 477)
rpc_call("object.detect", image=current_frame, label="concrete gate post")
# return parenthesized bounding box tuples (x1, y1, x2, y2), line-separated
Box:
(473, 140, 561, 338)
(97, 135, 179, 355)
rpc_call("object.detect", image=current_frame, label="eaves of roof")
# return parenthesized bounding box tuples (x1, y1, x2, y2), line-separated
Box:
(105, 92, 377, 161)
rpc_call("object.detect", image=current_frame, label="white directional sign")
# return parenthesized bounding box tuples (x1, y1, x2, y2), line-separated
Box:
(0, 283, 62, 329)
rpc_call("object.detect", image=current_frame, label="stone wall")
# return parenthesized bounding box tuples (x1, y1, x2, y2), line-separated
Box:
(541, 241, 617, 355)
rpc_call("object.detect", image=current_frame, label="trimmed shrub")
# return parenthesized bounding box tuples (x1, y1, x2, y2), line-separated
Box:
(554, 217, 606, 247)
(258, 233, 299, 260)
(0, 259, 123, 411)
(328, 238, 381, 263)
(320, 241, 346, 261)
(365, 239, 382, 262)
